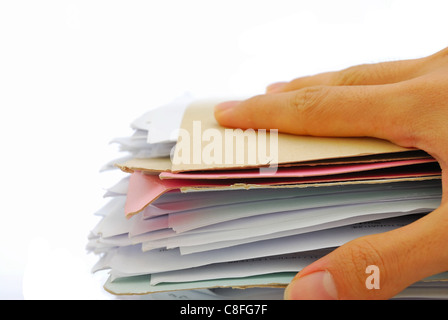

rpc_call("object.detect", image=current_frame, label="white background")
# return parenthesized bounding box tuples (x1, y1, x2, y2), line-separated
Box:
(0, 0, 446, 299)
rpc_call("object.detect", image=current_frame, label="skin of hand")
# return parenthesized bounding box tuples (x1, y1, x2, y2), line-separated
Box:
(214, 47, 448, 300)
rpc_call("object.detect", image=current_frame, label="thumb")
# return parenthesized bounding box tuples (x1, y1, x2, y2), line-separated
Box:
(284, 203, 448, 300)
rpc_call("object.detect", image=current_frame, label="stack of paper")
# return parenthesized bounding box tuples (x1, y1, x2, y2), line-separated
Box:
(88, 97, 448, 299)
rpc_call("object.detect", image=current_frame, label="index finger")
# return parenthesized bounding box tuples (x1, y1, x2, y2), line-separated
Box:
(215, 82, 412, 148)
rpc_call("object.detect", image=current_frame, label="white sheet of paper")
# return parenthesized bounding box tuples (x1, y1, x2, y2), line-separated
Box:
(147, 180, 440, 217)
(101, 215, 419, 277)
(131, 93, 193, 143)
(129, 214, 169, 237)
(90, 196, 131, 238)
(148, 249, 331, 285)
(103, 176, 130, 198)
(141, 197, 438, 252)
(167, 186, 441, 233)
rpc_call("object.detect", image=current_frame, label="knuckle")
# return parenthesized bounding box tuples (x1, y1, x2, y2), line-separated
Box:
(393, 76, 448, 150)
(334, 236, 387, 285)
(290, 86, 327, 126)
(353, 237, 386, 271)
(332, 63, 393, 86)
(344, 238, 379, 268)
(332, 65, 372, 86)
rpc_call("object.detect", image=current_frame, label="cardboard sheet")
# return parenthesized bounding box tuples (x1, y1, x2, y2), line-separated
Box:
(116, 157, 172, 173)
(170, 99, 412, 172)
(160, 158, 436, 180)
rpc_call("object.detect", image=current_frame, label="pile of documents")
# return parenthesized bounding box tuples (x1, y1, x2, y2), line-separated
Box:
(88, 95, 448, 299)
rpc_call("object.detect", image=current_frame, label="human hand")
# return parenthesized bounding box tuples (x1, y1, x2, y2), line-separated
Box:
(214, 47, 448, 299)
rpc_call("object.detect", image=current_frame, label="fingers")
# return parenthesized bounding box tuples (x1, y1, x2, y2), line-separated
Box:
(215, 83, 411, 146)
(284, 202, 448, 300)
(267, 56, 428, 94)
(266, 72, 335, 93)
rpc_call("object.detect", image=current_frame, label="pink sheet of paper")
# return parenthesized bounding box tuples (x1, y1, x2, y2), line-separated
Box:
(159, 158, 435, 180)
(125, 163, 441, 218)
(125, 173, 230, 218)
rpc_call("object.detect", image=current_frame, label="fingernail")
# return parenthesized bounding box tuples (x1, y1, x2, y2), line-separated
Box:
(284, 271, 338, 300)
(266, 82, 287, 93)
(214, 100, 240, 114)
